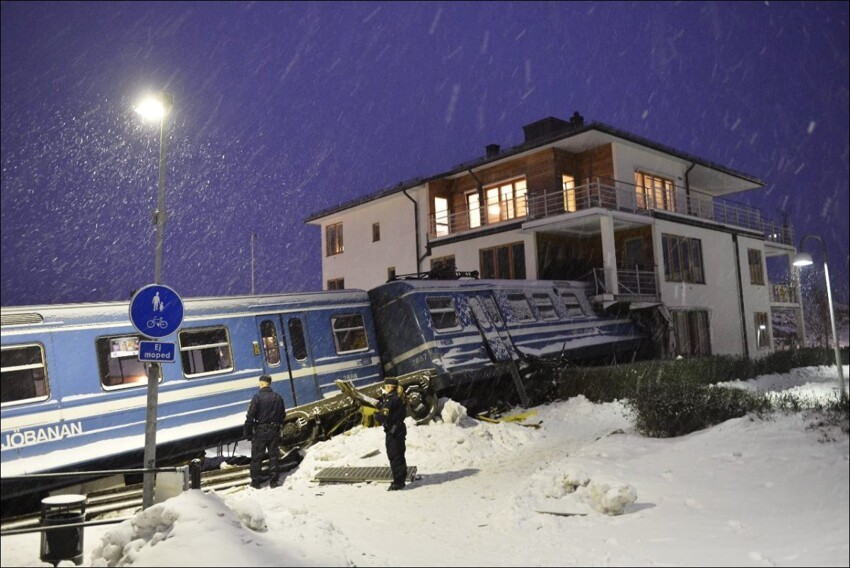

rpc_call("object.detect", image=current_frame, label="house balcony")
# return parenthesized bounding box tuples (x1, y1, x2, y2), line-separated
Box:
(428, 177, 794, 246)
(591, 266, 660, 304)
(769, 282, 800, 305)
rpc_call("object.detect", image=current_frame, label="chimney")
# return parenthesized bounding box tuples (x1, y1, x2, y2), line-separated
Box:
(485, 143, 501, 158)
(521, 112, 585, 143)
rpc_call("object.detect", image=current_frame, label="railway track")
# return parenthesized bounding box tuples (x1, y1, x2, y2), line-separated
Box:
(0, 461, 266, 533)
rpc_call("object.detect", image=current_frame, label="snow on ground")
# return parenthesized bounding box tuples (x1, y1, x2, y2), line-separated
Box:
(1, 366, 847, 567)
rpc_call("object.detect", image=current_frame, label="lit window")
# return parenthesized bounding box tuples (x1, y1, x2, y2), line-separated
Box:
(563, 175, 576, 212)
(326, 222, 344, 256)
(635, 171, 676, 212)
(754, 312, 770, 349)
(97, 335, 152, 389)
(434, 197, 449, 236)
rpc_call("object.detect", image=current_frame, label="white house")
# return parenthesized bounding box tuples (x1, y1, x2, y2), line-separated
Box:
(305, 113, 803, 359)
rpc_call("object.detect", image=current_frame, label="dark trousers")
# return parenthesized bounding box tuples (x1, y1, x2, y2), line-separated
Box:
(250, 423, 281, 483)
(385, 431, 407, 486)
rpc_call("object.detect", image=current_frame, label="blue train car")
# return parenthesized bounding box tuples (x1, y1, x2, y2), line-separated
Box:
(0, 290, 384, 499)
(368, 278, 645, 395)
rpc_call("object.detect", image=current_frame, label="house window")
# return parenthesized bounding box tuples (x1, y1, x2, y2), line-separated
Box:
(1, 344, 49, 405)
(326, 222, 344, 256)
(754, 312, 770, 349)
(179, 327, 233, 377)
(486, 178, 527, 223)
(532, 293, 558, 320)
(662, 234, 704, 283)
(434, 197, 449, 236)
(96, 335, 151, 389)
(331, 314, 369, 354)
(748, 248, 765, 285)
(427, 297, 460, 331)
(635, 171, 675, 212)
(672, 310, 711, 357)
(466, 191, 481, 229)
(387, 267, 396, 281)
(471, 178, 528, 227)
(327, 278, 344, 290)
(563, 175, 576, 212)
(372, 222, 381, 242)
(480, 242, 525, 279)
(507, 293, 535, 322)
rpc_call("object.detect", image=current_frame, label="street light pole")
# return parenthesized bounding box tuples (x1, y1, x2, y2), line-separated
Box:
(136, 92, 173, 509)
(251, 233, 256, 295)
(793, 233, 846, 402)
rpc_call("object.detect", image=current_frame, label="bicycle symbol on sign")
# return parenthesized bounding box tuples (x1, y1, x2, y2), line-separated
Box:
(146, 316, 169, 330)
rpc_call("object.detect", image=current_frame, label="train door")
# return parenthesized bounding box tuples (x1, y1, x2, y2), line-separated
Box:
(467, 294, 530, 406)
(256, 314, 319, 409)
(467, 295, 517, 363)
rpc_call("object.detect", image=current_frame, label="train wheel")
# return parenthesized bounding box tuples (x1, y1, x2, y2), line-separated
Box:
(404, 385, 439, 424)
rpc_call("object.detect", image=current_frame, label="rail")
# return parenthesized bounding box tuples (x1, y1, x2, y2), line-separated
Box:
(592, 267, 659, 299)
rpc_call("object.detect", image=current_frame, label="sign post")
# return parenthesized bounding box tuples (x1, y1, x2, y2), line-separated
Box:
(129, 284, 184, 509)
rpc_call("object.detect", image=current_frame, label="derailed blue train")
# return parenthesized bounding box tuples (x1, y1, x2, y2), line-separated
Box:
(0, 278, 645, 504)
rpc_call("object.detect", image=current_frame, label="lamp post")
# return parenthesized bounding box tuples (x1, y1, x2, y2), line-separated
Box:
(135, 91, 173, 509)
(793, 234, 846, 401)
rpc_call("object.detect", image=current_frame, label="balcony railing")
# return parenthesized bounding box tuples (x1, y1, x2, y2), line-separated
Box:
(429, 177, 794, 246)
(592, 267, 660, 299)
(770, 283, 799, 304)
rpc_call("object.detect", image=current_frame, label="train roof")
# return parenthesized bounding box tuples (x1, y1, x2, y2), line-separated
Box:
(372, 279, 590, 292)
(0, 289, 371, 330)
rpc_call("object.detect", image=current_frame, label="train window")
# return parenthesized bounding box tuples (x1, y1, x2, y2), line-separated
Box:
(559, 291, 585, 317)
(288, 318, 308, 361)
(507, 293, 535, 322)
(331, 314, 369, 354)
(260, 320, 281, 366)
(1, 344, 49, 406)
(532, 293, 558, 320)
(96, 335, 152, 390)
(179, 327, 234, 377)
(426, 297, 459, 331)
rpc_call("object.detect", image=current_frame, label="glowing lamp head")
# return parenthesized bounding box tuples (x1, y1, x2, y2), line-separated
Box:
(792, 252, 813, 267)
(135, 93, 173, 121)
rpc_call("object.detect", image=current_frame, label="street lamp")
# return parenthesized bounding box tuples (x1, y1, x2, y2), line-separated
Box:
(793, 234, 846, 401)
(135, 91, 173, 509)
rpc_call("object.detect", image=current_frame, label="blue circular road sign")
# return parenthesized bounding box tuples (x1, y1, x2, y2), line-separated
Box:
(129, 284, 184, 339)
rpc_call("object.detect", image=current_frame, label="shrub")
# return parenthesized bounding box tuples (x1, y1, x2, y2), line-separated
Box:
(625, 382, 769, 438)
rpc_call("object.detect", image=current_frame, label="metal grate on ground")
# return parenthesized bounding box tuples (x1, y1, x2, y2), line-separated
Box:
(313, 466, 417, 484)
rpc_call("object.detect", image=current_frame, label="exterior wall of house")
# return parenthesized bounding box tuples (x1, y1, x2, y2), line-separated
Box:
(652, 217, 773, 357)
(319, 189, 426, 290)
(427, 231, 538, 279)
(736, 234, 774, 357)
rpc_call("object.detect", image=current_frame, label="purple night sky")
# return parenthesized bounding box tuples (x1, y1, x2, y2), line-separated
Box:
(1, 1, 847, 306)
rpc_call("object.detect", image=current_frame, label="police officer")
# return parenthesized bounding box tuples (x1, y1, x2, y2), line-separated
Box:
(376, 377, 408, 491)
(244, 374, 286, 489)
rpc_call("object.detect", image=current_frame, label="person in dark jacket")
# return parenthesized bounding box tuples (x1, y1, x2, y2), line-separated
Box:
(376, 377, 408, 491)
(244, 374, 286, 489)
